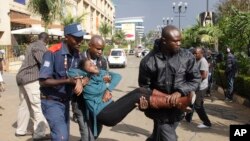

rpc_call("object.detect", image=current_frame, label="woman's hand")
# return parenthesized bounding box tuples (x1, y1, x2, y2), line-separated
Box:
(81, 77, 89, 86)
(103, 75, 111, 83)
(102, 90, 112, 102)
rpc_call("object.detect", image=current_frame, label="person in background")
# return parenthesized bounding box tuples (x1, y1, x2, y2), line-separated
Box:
(185, 47, 212, 128)
(15, 32, 50, 140)
(139, 25, 201, 141)
(71, 35, 108, 141)
(224, 48, 237, 102)
(39, 23, 85, 141)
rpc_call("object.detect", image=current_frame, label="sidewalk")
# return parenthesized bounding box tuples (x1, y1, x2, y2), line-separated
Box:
(0, 72, 250, 141)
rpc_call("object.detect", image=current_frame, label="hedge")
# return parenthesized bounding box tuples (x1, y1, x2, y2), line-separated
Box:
(215, 69, 250, 101)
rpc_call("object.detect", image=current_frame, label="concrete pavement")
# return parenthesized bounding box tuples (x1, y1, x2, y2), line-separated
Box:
(0, 56, 250, 141)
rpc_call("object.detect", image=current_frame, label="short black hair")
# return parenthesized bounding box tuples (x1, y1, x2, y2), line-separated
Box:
(38, 32, 49, 40)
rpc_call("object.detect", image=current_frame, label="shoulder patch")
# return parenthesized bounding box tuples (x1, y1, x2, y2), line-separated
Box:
(48, 43, 62, 53)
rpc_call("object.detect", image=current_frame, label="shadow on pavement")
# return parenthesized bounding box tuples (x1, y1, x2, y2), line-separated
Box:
(97, 138, 119, 141)
(110, 123, 151, 137)
(25, 135, 80, 141)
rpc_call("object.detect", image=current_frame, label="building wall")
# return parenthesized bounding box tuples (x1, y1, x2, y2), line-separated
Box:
(0, 0, 11, 45)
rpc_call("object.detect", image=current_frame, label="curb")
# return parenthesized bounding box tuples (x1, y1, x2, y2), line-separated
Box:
(217, 86, 250, 107)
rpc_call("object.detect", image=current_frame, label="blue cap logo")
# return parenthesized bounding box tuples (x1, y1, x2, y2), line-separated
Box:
(64, 23, 85, 37)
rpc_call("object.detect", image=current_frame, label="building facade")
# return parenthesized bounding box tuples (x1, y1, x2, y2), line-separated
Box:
(0, 0, 115, 46)
(115, 17, 144, 44)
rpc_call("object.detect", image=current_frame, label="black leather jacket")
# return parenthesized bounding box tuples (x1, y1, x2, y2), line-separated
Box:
(138, 41, 201, 122)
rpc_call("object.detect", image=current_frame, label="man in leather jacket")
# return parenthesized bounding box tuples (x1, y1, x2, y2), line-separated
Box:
(139, 25, 201, 141)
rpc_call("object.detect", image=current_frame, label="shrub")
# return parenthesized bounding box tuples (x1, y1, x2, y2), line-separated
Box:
(215, 69, 250, 101)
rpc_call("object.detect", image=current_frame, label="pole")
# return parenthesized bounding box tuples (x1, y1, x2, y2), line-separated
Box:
(178, 11, 181, 29)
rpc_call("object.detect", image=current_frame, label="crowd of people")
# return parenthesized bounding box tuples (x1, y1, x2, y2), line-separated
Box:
(3, 23, 238, 141)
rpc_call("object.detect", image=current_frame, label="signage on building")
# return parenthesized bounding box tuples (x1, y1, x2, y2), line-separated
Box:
(122, 23, 135, 41)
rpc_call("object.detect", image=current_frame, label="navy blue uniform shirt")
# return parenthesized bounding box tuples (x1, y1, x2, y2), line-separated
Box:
(39, 42, 80, 100)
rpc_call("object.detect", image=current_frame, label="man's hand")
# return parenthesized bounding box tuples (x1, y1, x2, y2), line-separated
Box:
(102, 90, 112, 102)
(168, 92, 182, 107)
(74, 79, 83, 96)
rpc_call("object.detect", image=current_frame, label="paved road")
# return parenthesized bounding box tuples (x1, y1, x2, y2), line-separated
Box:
(0, 55, 250, 141)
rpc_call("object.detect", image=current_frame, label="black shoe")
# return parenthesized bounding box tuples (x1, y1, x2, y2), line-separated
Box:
(33, 134, 51, 141)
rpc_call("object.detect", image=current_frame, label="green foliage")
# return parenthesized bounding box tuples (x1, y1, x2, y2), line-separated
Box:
(99, 22, 112, 41)
(28, 0, 65, 29)
(112, 30, 127, 46)
(61, 12, 87, 26)
(215, 69, 250, 101)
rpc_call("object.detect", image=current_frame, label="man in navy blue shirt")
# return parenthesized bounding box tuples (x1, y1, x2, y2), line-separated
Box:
(39, 23, 86, 141)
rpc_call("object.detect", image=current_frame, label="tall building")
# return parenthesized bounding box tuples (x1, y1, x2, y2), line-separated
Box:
(115, 17, 144, 44)
(0, 0, 115, 46)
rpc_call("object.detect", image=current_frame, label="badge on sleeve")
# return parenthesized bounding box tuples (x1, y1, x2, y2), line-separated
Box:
(44, 61, 50, 67)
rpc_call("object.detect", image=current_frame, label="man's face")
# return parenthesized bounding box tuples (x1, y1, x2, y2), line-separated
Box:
(88, 40, 105, 59)
(66, 35, 83, 51)
(161, 30, 181, 54)
(193, 49, 203, 60)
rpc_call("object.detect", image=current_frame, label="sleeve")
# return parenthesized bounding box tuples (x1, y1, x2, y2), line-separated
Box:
(39, 51, 54, 79)
(106, 71, 121, 91)
(176, 55, 201, 95)
(32, 46, 47, 65)
(68, 68, 87, 78)
(138, 57, 154, 88)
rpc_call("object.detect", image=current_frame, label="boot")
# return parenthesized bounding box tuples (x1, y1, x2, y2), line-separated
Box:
(149, 92, 196, 111)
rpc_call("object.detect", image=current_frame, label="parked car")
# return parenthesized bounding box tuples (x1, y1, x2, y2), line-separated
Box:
(128, 49, 135, 55)
(108, 48, 127, 68)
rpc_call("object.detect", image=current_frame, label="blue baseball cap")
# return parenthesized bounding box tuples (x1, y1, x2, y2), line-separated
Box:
(64, 23, 85, 37)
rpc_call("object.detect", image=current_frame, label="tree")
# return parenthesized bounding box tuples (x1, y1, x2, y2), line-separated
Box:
(112, 30, 126, 47)
(99, 22, 112, 42)
(61, 12, 87, 26)
(28, 0, 65, 30)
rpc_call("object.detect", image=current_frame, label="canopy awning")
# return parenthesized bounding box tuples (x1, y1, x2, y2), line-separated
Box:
(11, 18, 63, 28)
(11, 27, 63, 36)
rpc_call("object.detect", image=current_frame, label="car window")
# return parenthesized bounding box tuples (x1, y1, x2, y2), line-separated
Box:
(111, 50, 122, 56)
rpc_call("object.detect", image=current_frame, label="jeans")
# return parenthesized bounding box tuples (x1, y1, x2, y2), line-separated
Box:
(226, 73, 235, 100)
(41, 99, 69, 141)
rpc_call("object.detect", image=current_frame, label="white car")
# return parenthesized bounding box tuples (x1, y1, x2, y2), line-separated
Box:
(108, 48, 127, 68)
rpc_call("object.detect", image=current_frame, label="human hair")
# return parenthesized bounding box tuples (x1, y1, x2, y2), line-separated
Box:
(78, 59, 89, 71)
(38, 32, 49, 41)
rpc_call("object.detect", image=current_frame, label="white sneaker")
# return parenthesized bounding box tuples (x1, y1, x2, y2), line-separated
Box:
(197, 123, 211, 129)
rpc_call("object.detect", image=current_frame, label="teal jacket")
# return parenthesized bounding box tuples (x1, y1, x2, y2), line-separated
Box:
(68, 68, 121, 136)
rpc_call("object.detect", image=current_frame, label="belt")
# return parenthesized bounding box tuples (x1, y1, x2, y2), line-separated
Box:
(40, 94, 68, 103)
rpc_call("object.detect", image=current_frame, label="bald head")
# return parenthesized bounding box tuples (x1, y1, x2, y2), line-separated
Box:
(38, 32, 49, 44)
(88, 35, 105, 59)
(193, 47, 204, 60)
(161, 25, 180, 39)
(89, 35, 105, 47)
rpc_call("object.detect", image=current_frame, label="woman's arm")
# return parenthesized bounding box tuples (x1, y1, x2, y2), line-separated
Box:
(106, 71, 121, 91)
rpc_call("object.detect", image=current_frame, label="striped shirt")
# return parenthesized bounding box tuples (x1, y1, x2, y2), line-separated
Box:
(16, 40, 47, 85)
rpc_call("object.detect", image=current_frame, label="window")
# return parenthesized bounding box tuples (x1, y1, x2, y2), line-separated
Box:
(14, 0, 25, 5)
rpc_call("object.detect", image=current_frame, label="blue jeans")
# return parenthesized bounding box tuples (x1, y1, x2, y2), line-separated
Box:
(41, 99, 70, 141)
(226, 73, 235, 100)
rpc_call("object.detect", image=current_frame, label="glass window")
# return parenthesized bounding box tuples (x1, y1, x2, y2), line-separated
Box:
(14, 0, 25, 5)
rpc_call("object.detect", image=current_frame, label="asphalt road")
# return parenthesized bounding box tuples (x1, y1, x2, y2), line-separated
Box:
(0, 55, 250, 141)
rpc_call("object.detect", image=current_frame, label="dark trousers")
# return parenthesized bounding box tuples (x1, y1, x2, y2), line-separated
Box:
(226, 73, 235, 100)
(97, 88, 150, 126)
(41, 99, 70, 141)
(71, 95, 95, 141)
(147, 120, 179, 141)
(186, 88, 211, 126)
